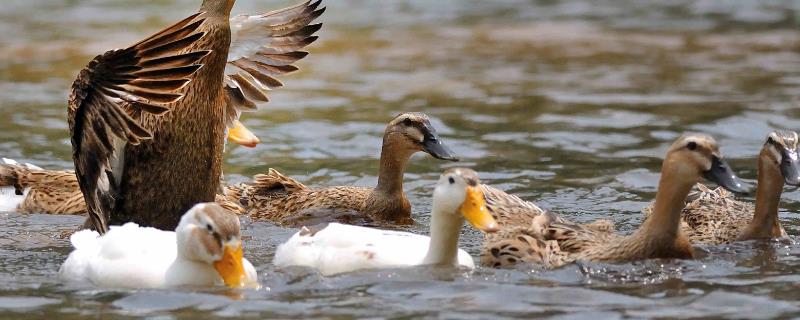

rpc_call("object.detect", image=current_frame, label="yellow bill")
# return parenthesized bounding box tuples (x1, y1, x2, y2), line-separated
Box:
(213, 243, 246, 288)
(460, 186, 499, 233)
(227, 120, 260, 148)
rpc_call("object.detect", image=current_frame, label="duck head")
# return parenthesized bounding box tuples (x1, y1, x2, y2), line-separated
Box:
(175, 203, 251, 288)
(761, 130, 800, 186)
(432, 168, 498, 232)
(384, 112, 459, 161)
(665, 133, 750, 194)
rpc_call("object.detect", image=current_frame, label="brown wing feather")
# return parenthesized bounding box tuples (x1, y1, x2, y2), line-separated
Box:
(252, 168, 311, 195)
(224, 0, 325, 127)
(481, 184, 546, 227)
(68, 14, 209, 233)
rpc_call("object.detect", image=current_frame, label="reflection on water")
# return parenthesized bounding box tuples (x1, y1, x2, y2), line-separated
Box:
(2, 0, 800, 318)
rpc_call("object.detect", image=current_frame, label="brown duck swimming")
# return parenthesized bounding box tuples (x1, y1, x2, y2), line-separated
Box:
(68, 0, 324, 233)
(225, 112, 459, 225)
(642, 130, 800, 244)
(0, 160, 84, 215)
(480, 133, 750, 268)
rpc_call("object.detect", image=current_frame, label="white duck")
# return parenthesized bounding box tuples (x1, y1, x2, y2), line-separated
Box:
(59, 203, 257, 288)
(273, 168, 499, 276)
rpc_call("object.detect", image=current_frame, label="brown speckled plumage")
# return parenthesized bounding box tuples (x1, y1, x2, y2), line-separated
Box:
(479, 185, 614, 268)
(225, 112, 458, 225)
(1, 160, 248, 216)
(0, 162, 83, 214)
(68, 12, 210, 233)
(482, 134, 735, 268)
(68, 0, 324, 233)
(641, 131, 797, 244)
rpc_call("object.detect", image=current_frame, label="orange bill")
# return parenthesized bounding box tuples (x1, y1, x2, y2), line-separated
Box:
(460, 186, 498, 233)
(213, 243, 246, 288)
(227, 120, 260, 148)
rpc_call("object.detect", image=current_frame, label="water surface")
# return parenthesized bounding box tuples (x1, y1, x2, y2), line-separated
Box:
(2, 0, 800, 318)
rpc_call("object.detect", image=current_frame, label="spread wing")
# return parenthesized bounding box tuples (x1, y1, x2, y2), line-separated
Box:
(224, 0, 325, 126)
(68, 13, 209, 234)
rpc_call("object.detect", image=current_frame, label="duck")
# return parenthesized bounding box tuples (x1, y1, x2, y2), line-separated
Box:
(480, 133, 750, 268)
(641, 130, 800, 244)
(59, 203, 257, 288)
(225, 112, 459, 225)
(68, 0, 324, 233)
(0, 120, 257, 214)
(0, 159, 84, 215)
(273, 168, 498, 276)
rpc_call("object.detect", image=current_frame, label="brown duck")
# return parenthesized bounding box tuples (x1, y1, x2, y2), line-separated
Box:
(0, 158, 245, 215)
(642, 130, 799, 244)
(480, 133, 750, 268)
(0, 160, 83, 215)
(67, 0, 324, 233)
(225, 112, 459, 225)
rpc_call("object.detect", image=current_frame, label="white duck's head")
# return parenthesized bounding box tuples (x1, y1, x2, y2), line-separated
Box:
(175, 203, 248, 287)
(432, 168, 498, 232)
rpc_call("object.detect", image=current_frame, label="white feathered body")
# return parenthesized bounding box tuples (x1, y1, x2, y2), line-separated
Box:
(273, 223, 474, 276)
(59, 223, 256, 288)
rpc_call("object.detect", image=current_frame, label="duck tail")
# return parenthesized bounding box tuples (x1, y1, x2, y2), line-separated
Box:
(251, 168, 310, 195)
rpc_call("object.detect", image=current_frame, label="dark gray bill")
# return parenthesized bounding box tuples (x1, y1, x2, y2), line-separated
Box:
(780, 149, 800, 186)
(421, 135, 459, 161)
(702, 156, 751, 195)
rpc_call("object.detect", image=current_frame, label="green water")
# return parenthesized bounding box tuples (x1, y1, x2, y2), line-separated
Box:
(2, 0, 800, 318)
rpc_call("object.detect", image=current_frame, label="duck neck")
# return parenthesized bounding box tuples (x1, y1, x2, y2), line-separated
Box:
(422, 205, 463, 266)
(740, 156, 784, 240)
(638, 159, 695, 242)
(374, 136, 413, 195)
(200, 0, 234, 19)
(365, 136, 414, 221)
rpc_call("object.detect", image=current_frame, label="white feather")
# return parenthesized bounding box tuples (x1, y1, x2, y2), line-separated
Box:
(274, 223, 474, 276)
(59, 216, 258, 289)
(0, 186, 25, 212)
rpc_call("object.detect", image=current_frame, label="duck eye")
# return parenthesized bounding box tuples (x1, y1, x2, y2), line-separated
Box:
(206, 224, 213, 232)
(448, 177, 455, 184)
(402, 118, 413, 126)
(687, 141, 697, 151)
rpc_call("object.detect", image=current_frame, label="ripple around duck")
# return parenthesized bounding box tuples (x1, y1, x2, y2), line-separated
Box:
(3, 0, 800, 318)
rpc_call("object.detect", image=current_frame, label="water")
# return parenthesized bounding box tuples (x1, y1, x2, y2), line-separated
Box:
(1, 0, 800, 318)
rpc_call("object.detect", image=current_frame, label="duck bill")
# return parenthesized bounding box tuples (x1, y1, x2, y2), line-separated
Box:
(702, 156, 751, 195)
(421, 135, 459, 161)
(227, 120, 260, 148)
(459, 186, 498, 233)
(422, 137, 458, 161)
(780, 150, 800, 186)
(213, 243, 246, 288)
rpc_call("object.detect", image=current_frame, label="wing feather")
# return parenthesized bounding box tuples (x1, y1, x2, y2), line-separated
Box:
(223, 0, 325, 127)
(68, 14, 209, 234)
